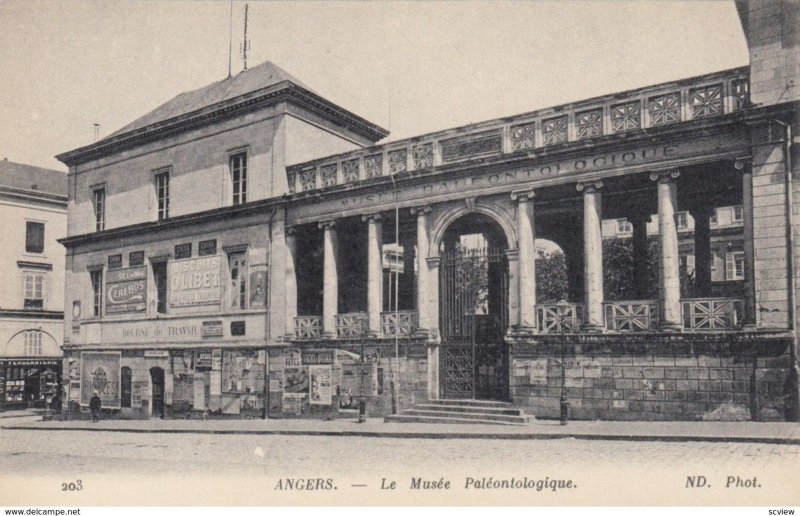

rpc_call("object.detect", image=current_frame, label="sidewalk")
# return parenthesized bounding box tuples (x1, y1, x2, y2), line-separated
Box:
(3, 413, 800, 444)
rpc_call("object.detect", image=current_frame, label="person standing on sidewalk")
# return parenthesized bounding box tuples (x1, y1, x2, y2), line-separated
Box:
(89, 391, 101, 423)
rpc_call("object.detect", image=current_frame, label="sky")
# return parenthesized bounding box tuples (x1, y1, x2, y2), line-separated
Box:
(0, 0, 749, 172)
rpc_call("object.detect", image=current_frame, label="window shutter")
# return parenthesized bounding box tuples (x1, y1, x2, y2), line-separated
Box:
(26, 222, 44, 253)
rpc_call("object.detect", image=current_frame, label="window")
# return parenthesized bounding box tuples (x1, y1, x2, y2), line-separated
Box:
(25, 221, 44, 253)
(726, 251, 745, 281)
(732, 205, 744, 223)
(155, 170, 170, 220)
(676, 211, 689, 230)
(23, 273, 44, 309)
(680, 254, 696, 276)
(121, 366, 132, 408)
(24, 331, 42, 355)
(709, 210, 718, 226)
(230, 152, 247, 205)
(93, 188, 106, 231)
(90, 269, 103, 316)
(229, 251, 247, 309)
(616, 219, 632, 234)
(152, 261, 168, 314)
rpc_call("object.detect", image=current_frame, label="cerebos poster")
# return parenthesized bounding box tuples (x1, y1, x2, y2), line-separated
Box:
(309, 365, 332, 405)
(80, 351, 121, 408)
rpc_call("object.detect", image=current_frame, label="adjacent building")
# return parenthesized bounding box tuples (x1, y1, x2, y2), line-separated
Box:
(57, 1, 800, 421)
(56, 63, 387, 418)
(0, 159, 67, 409)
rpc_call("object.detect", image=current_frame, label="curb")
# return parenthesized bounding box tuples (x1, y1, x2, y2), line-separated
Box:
(3, 424, 799, 445)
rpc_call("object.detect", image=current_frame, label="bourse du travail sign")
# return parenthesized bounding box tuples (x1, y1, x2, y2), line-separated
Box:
(170, 255, 221, 307)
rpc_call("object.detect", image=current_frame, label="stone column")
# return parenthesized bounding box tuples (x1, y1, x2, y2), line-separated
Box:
(411, 206, 432, 337)
(630, 211, 651, 299)
(426, 256, 441, 339)
(737, 157, 756, 327)
(651, 170, 682, 331)
(577, 181, 605, 331)
(690, 204, 714, 297)
(363, 214, 383, 337)
(320, 220, 338, 338)
(511, 189, 537, 332)
(283, 226, 298, 340)
(505, 249, 520, 329)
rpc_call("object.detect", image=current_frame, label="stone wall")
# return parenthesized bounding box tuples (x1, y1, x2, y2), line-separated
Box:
(510, 334, 791, 421)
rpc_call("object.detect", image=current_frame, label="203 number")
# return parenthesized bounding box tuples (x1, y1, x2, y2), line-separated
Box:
(62, 480, 83, 491)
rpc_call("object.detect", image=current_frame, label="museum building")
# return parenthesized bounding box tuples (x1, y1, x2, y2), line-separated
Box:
(57, 0, 800, 421)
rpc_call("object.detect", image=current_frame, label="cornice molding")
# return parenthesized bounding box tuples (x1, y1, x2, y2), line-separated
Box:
(59, 197, 285, 248)
(56, 82, 389, 167)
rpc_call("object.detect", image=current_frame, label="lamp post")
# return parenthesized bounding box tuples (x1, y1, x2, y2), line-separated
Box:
(557, 301, 571, 425)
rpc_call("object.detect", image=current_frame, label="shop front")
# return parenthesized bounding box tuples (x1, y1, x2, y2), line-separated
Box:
(66, 313, 268, 419)
(0, 358, 61, 409)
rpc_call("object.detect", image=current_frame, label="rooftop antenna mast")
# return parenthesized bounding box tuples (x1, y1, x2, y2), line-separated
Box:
(240, 3, 251, 71)
(227, 0, 233, 78)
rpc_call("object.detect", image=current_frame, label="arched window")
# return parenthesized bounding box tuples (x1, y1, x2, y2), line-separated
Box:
(121, 367, 132, 408)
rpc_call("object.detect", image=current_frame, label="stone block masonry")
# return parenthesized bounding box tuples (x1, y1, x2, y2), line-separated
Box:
(511, 335, 792, 422)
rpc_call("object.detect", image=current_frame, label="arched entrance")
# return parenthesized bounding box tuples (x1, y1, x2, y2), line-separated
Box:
(438, 213, 509, 400)
(150, 367, 165, 418)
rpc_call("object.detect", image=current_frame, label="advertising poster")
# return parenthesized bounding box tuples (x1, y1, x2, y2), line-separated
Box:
(283, 367, 309, 393)
(309, 365, 332, 405)
(281, 393, 305, 415)
(221, 350, 264, 394)
(169, 255, 221, 307)
(105, 266, 147, 314)
(249, 265, 268, 308)
(284, 348, 301, 367)
(131, 381, 149, 407)
(79, 351, 120, 408)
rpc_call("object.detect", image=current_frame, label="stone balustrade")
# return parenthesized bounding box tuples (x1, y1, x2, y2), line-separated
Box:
(287, 67, 749, 194)
(294, 315, 322, 339)
(380, 310, 418, 338)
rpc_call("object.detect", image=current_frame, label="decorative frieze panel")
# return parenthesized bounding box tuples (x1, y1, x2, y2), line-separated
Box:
(541, 116, 568, 146)
(648, 92, 681, 126)
(365, 154, 383, 178)
(575, 109, 603, 140)
(388, 149, 407, 174)
(320, 164, 337, 188)
(510, 123, 536, 151)
(440, 132, 502, 162)
(611, 101, 641, 133)
(731, 79, 749, 111)
(299, 168, 317, 191)
(412, 143, 433, 169)
(342, 159, 360, 183)
(689, 84, 723, 118)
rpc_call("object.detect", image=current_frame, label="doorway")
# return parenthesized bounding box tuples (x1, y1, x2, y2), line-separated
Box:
(439, 213, 509, 401)
(150, 367, 164, 418)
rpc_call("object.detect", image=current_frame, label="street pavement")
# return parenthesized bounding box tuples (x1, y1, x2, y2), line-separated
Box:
(2, 410, 800, 444)
(1, 414, 798, 506)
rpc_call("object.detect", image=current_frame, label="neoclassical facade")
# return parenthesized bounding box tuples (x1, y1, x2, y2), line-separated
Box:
(57, 1, 800, 421)
(280, 64, 796, 421)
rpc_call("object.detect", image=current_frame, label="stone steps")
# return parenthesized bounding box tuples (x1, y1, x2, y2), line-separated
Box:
(385, 399, 532, 426)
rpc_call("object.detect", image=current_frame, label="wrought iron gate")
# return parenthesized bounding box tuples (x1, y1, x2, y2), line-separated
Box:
(439, 245, 509, 400)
